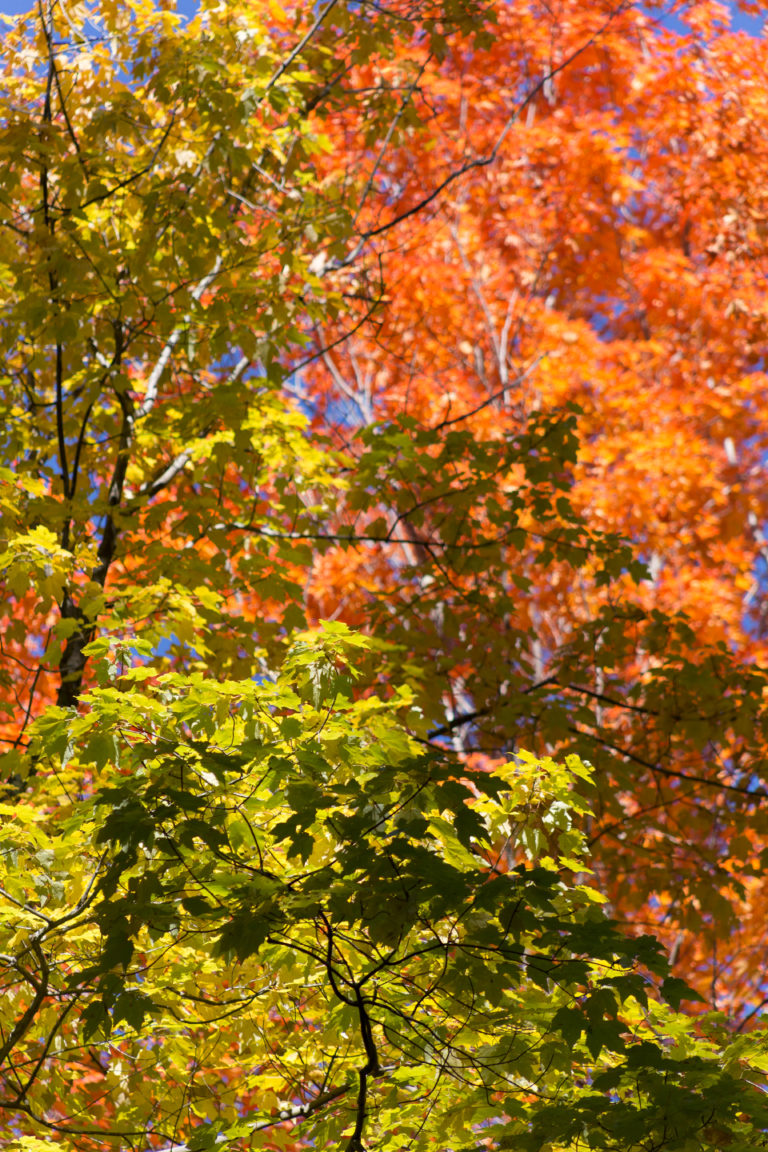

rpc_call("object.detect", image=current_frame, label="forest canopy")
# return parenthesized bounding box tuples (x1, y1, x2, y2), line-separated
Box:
(2, 2, 768, 1150)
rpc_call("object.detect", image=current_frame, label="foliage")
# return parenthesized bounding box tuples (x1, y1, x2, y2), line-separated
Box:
(298, 0, 768, 1022)
(1, 1, 768, 1150)
(5, 635, 768, 1150)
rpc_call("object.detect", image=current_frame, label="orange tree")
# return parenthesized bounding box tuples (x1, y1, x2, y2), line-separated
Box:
(296, 0, 768, 1024)
(2, 3, 768, 1152)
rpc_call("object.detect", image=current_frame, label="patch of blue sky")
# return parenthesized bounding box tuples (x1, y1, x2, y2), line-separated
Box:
(586, 294, 631, 343)
(644, 1, 765, 36)
(0, 0, 199, 17)
(151, 634, 274, 685)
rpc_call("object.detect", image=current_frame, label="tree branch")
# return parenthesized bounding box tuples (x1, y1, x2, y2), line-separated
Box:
(0, 939, 49, 1069)
(136, 257, 222, 420)
(333, 5, 629, 270)
(261, 0, 340, 104)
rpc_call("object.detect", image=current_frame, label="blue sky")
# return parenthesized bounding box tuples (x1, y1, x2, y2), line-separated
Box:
(652, 1, 765, 34)
(0, 0, 764, 30)
(0, 0, 199, 15)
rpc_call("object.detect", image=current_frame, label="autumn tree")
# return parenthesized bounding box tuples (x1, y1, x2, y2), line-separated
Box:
(297, 0, 768, 1026)
(1, 2, 768, 1152)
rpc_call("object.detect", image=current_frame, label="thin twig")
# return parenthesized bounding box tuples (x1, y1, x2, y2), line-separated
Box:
(262, 0, 340, 103)
(136, 257, 222, 419)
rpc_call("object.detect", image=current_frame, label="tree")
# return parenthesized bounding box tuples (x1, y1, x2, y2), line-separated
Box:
(296, 0, 768, 1024)
(1, 2, 768, 1151)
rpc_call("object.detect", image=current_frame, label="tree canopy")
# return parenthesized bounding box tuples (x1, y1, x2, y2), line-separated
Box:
(2, 2, 768, 1150)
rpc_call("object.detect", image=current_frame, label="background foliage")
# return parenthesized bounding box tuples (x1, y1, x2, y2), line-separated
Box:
(2, 2, 768, 1150)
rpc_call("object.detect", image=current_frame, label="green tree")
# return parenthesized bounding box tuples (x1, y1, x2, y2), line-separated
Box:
(1, 3, 768, 1151)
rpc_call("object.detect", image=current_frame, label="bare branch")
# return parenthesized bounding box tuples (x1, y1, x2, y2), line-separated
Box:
(136, 257, 223, 420)
(352, 54, 432, 232)
(262, 0, 340, 103)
